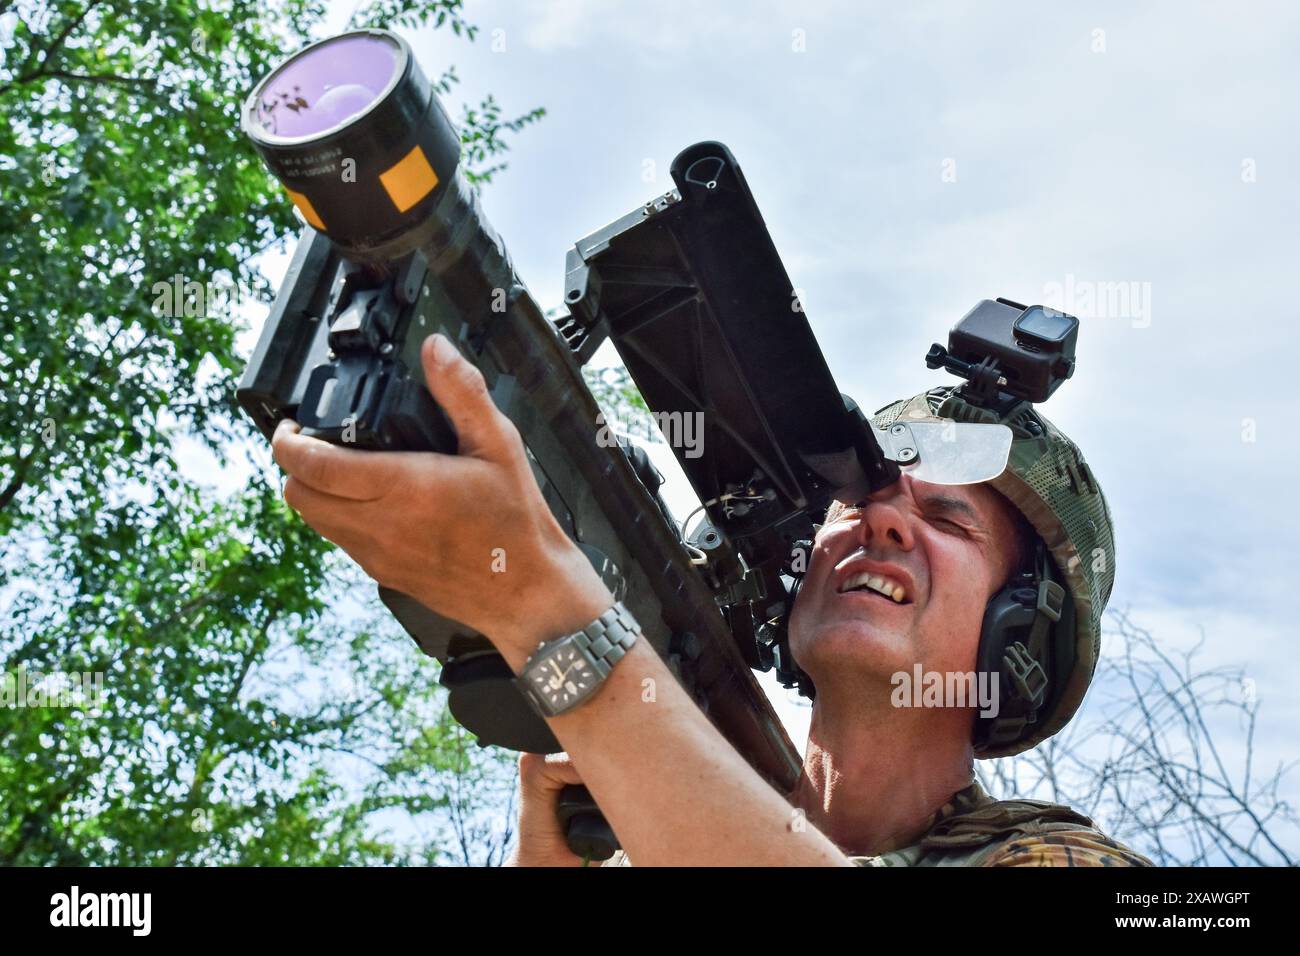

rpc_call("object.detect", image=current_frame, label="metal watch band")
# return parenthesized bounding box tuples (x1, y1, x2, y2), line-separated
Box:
(517, 600, 642, 719)
(570, 601, 640, 678)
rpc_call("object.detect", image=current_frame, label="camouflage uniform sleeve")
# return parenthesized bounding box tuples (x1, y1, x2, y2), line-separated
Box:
(981, 829, 1155, 867)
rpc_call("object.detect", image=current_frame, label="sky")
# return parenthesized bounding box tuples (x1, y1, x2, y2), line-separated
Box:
(227, 0, 1298, 830)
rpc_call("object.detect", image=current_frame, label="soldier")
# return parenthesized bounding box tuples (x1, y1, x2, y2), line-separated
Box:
(272, 334, 1152, 867)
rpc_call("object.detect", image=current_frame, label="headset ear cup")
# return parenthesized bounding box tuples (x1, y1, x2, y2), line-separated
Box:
(782, 574, 803, 627)
(777, 539, 810, 628)
(972, 588, 1021, 749)
(774, 561, 816, 699)
(972, 545, 1057, 752)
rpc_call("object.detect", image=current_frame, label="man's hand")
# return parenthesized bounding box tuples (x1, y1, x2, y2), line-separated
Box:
(273, 333, 852, 867)
(271, 333, 612, 652)
(506, 752, 591, 867)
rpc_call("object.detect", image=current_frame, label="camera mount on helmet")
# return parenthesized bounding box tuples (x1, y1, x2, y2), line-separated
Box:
(926, 298, 1078, 411)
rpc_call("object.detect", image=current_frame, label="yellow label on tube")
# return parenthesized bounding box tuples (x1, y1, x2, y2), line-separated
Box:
(379, 145, 439, 213)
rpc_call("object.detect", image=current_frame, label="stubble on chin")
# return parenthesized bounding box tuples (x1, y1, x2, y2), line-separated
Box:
(794, 616, 924, 691)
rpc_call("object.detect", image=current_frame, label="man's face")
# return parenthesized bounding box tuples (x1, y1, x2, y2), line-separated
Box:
(789, 474, 1022, 694)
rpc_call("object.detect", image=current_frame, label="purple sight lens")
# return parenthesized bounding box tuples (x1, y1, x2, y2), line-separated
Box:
(244, 29, 461, 250)
(251, 34, 401, 139)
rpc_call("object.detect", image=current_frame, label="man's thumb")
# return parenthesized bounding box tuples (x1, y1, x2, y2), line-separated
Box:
(420, 333, 516, 461)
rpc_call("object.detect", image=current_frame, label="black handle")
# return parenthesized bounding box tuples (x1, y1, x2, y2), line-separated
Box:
(556, 785, 620, 862)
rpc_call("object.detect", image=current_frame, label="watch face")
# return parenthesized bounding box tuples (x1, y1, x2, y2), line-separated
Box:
(526, 643, 597, 712)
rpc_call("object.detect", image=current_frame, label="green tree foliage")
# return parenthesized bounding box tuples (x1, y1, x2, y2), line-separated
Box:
(0, 0, 539, 864)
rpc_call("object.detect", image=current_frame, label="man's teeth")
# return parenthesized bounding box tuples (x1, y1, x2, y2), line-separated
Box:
(838, 571, 907, 603)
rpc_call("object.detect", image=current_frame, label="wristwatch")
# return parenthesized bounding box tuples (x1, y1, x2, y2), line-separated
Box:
(516, 601, 641, 718)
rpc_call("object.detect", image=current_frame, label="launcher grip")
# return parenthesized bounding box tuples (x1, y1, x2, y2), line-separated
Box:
(556, 785, 619, 862)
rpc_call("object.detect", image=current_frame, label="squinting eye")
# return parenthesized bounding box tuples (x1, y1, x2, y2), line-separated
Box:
(930, 517, 966, 534)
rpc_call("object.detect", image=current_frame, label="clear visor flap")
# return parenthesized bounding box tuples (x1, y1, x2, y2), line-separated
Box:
(878, 421, 1013, 485)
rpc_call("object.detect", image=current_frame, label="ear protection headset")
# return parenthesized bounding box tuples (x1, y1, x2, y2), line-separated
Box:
(970, 539, 1070, 752)
(768, 518, 1073, 755)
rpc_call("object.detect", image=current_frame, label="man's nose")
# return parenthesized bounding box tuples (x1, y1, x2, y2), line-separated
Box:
(853, 479, 915, 552)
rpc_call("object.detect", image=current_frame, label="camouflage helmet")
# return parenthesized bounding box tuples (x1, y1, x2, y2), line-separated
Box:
(868, 386, 1116, 758)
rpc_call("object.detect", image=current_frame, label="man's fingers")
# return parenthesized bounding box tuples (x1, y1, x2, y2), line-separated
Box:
(519, 751, 584, 793)
(421, 334, 522, 464)
(282, 475, 365, 528)
(272, 419, 405, 500)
